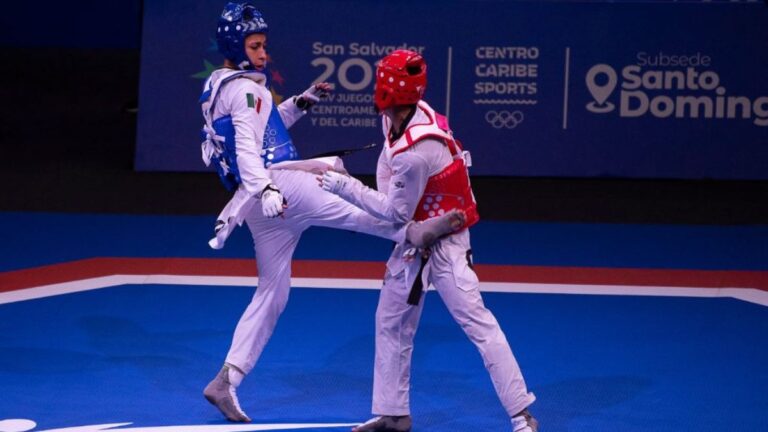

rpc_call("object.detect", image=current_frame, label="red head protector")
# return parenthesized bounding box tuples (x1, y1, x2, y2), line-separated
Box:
(374, 50, 427, 112)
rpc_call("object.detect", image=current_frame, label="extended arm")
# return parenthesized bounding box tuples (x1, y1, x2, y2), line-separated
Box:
(278, 82, 332, 128)
(321, 149, 431, 224)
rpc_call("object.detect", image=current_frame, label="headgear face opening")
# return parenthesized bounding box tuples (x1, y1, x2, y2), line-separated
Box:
(374, 50, 427, 112)
(216, 2, 268, 69)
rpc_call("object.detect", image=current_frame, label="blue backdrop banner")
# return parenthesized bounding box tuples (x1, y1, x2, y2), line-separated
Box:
(135, 0, 768, 178)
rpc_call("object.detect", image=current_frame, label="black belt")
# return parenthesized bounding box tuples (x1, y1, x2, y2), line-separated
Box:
(407, 254, 430, 305)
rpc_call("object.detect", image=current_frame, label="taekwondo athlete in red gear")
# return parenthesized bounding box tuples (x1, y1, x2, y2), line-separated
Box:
(321, 50, 538, 432)
(199, 4, 465, 424)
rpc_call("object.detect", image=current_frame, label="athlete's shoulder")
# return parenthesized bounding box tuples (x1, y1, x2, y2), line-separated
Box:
(405, 105, 450, 144)
(224, 73, 270, 97)
(219, 73, 272, 113)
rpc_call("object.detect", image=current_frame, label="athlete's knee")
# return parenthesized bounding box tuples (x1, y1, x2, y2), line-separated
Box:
(454, 308, 499, 340)
(375, 309, 400, 331)
(255, 279, 291, 311)
(271, 288, 290, 314)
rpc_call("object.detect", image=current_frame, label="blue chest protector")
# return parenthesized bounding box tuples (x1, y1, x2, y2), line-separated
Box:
(200, 71, 299, 191)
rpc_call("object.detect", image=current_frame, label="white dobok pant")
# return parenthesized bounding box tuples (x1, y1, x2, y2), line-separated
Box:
(225, 169, 402, 374)
(373, 229, 536, 418)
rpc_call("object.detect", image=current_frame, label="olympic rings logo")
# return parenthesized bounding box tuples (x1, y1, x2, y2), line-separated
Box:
(485, 110, 524, 129)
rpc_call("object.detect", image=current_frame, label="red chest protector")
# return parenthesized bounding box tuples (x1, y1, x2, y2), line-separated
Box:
(383, 102, 479, 229)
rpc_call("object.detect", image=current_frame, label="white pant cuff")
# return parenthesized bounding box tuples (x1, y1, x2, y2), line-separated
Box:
(372, 405, 410, 417)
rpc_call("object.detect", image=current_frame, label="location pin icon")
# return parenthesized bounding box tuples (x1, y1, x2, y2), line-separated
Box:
(585, 64, 617, 113)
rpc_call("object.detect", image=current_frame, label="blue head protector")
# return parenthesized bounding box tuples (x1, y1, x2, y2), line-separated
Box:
(216, 2, 268, 69)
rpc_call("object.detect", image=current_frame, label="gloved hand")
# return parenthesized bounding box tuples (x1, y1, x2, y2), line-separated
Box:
(320, 170, 351, 195)
(294, 82, 332, 110)
(261, 184, 287, 218)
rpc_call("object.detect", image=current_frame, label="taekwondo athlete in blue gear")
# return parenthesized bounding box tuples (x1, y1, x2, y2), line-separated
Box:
(201, 72, 299, 190)
(199, 2, 467, 424)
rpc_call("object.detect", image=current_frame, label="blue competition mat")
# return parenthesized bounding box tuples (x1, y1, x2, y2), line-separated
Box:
(1, 212, 768, 431)
(1, 283, 768, 431)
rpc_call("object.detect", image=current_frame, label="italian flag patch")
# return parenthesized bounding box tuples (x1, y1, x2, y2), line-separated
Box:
(246, 93, 262, 113)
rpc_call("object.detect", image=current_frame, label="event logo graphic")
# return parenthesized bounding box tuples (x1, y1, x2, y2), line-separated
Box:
(585, 64, 617, 113)
(485, 110, 524, 129)
(583, 52, 768, 126)
(307, 41, 426, 128)
(0, 419, 356, 432)
(473, 46, 539, 106)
